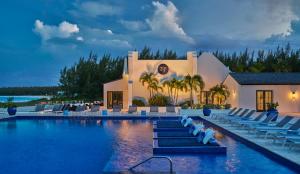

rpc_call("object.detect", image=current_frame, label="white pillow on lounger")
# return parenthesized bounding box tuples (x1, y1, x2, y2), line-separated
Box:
(184, 118, 193, 127)
(180, 115, 189, 124)
(192, 123, 204, 136)
(203, 128, 215, 144)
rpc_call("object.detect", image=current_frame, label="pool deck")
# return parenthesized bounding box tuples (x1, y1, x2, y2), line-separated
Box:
(200, 115, 300, 170)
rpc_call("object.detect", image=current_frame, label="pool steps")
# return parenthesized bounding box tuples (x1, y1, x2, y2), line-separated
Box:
(152, 120, 227, 154)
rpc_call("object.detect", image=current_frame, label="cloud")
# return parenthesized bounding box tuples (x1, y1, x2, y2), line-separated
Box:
(119, 20, 147, 31)
(183, 0, 299, 41)
(71, 1, 122, 17)
(76, 36, 84, 41)
(34, 20, 79, 41)
(106, 29, 113, 35)
(146, 1, 194, 44)
(88, 39, 131, 48)
(76, 26, 132, 49)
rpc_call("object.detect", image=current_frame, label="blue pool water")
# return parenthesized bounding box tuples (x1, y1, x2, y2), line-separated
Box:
(0, 119, 296, 174)
(0, 96, 50, 103)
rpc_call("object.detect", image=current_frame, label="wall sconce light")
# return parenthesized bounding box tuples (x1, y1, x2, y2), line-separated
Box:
(232, 90, 236, 98)
(291, 91, 296, 101)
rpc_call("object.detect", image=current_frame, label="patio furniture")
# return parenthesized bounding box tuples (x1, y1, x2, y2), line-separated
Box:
(227, 107, 237, 115)
(222, 109, 249, 123)
(240, 112, 277, 130)
(112, 105, 122, 113)
(35, 104, 45, 112)
(218, 108, 243, 121)
(128, 106, 137, 114)
(75, 105, 86, 112)
(211, 107, 236, 119)
(149, 106, 159, 115)
(52, 104, 64, 113)
(227, 109, 255, 124)
(266, 119, 300, 142)
(252, 116, 294, 136)
(166, 106, 176, 115)
(234, 112, 266, 126)
(90, 105, 100, 112)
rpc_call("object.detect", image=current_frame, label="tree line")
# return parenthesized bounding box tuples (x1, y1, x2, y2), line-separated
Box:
(212, 44, 300, 72)
(59, 53, 124, 100)
(139, 46, 186, 60)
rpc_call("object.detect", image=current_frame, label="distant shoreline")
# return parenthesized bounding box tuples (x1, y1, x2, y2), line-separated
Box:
(0, 86, 60, 96)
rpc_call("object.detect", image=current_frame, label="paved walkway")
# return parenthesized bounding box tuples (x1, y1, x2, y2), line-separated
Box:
(201, 115, 300, 166)
(281, 112, 300, 117)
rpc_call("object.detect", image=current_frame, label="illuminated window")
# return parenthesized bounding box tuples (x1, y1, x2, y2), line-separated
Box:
(107, 91, 123, 109)
(256, 90, 273, 111)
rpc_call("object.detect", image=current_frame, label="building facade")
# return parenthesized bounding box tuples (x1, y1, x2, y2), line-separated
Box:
(224, 73, 300, 113)
(104, 51, 300, 113)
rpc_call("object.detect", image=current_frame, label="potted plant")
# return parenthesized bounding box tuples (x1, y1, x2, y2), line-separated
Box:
(267, 102, 279, 121)
(5, 97, 17, 116)
(203, 104, 212, 116)
(224, 103, 231, 109)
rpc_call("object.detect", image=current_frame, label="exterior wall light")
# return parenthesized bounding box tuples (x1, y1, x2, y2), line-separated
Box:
(232, 90, 236, 98)
(291, 91, 296, 101)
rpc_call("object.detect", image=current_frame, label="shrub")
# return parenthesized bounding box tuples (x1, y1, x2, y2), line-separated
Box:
(3, 97, 17, 108)
(215, 104, 222, 109)
(132, 99, 145, 106)
(267, 102, 279, 109)
(179, 100, 191, 107)
(224, 103, 231, 109)
(181, 104, 189, 109)
(148, 94, 171, 106)
(203, 104, 214, 109)
(193, 104, 203, 109)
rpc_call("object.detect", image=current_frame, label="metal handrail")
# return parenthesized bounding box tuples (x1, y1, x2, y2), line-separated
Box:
(129, 156, 173, 173)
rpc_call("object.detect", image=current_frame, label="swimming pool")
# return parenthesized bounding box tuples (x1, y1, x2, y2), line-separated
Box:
(0, 119, 296, 174)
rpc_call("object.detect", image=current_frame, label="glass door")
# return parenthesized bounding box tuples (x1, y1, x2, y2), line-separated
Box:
(107, 91, 123, 109)
(256, 90, 273, 111)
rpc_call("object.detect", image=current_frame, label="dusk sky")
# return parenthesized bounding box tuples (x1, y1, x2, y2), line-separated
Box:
(1, 0, 300, 87)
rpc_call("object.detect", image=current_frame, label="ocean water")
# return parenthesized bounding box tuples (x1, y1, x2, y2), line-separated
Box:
(0, 119, 295, 174)
(0, 96, 50, 103)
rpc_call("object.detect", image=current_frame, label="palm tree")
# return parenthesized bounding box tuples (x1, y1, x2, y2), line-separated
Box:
(162, 79, 175, 103)
(183, 74, 205, 106)
(139, 72, 162, 98)
(209, 83, 230, 105)
(162, 78, 186, 105)
(148, 80, 163, 97)
(174, 79, 186, 105)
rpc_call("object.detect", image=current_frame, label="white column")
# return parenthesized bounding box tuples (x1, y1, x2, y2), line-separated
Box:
(188, 51, 199, 104)
(128, 81, 133, 107)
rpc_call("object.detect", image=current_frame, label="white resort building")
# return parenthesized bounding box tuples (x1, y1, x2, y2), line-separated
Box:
(104, 51, 300, 113)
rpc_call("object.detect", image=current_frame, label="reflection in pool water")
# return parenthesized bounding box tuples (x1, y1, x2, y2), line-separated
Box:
(0, 119, 296, 174)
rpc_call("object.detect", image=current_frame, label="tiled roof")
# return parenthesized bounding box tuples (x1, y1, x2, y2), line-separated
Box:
(229, 73, 300, 85)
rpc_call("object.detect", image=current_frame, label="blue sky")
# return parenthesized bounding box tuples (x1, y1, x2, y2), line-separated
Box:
(0, 0, 300, 87)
